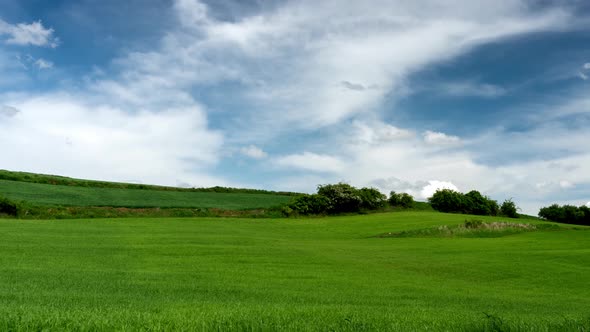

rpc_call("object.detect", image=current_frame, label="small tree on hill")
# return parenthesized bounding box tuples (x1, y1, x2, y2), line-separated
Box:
(500, 199, 519, 218)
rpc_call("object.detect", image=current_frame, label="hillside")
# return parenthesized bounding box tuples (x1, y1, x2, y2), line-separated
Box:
(0, 179, 293, 209)
(0, 169, 299, 195)
(0, 170, 298, 218)
(0, 212, 588, 330)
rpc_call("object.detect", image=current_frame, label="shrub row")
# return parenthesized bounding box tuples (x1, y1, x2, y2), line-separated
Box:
(428, 189, 519, 218)
(538, 204, 590, 226)
(284, 183, 415, 216)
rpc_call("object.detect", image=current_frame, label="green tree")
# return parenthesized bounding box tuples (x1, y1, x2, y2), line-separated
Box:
(317, 183, 362, 213)
(500, 199, 519, 218)
(428, 189, 466, 213)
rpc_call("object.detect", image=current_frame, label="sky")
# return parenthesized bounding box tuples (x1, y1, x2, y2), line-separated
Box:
(1, 0, 590, 214)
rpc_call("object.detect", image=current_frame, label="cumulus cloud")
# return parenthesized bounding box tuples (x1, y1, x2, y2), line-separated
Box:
(275, 152, 345, 173)
(421, 181, 460, 199)
(0, 19, 59, 47)
(0, 95, 225, 187)
(423, 130, 462, 146)
(584, 63, 590, 70)
(240, 145, 267, 159)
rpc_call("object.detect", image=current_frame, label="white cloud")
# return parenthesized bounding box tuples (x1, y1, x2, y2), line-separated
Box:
(0, 19, 59, 48)
(586, 202, 590, 207)
(34, 58, 53, 70)
(423, 130, 462, 146)
(240, 145, 267, 159)
(275, 152, 345, 173)
(580, 71, 588, 80)
(0, 94, 225, 187)
(584, 63, 590, 70)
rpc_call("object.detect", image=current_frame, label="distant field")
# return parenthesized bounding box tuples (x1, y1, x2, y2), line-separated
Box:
(0, 179, 293, 209)
(1, 212, 589, 330)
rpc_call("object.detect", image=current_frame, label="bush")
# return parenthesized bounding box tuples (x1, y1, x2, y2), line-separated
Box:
(358, 187, 387, 210)
(317, 183, 363, 213)
(285, 183, 389, 216)
(388, 191, 415, 208)
(287, 194, 330, 215)
(465, 190, 492, 216)
(0, 196, 19, 216)
(500, 199, 519, 218)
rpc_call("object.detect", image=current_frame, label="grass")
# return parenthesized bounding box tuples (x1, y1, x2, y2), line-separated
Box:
(0, 179, 293, 209)
(1, 212, 589, 330)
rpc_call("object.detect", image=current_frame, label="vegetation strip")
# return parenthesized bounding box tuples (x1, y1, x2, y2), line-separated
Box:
(376, 219, 562, 238)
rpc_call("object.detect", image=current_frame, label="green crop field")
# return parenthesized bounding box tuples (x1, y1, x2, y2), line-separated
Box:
(1, 212, 589, 331)
(0, 179, 293, 209)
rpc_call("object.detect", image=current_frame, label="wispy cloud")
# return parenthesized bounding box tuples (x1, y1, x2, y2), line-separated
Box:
(34, 58, 53, 69)
(423, 130, 462, 146)
(437, 81, 506, 97)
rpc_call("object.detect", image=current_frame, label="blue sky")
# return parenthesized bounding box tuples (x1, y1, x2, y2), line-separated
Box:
(1, 0, 590, 214)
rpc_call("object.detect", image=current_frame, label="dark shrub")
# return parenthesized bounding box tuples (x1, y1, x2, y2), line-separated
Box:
(288, 194, 330, 215)
(465, 190, 492, 215)
(0, 196, 18, 216)
(500, 199, 519, 218)
(389, 191, 415, 208)
(357, 187, 387, 210)
(428, 189, 466, 213)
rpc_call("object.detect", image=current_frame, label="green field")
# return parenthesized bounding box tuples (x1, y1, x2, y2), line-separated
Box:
(1, 212, 589, 331)
(0, 179, 293, 209)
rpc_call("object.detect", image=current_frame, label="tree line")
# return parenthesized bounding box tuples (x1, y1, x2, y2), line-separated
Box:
(284, 183, 519, 218)
(538, 204, 590, 226)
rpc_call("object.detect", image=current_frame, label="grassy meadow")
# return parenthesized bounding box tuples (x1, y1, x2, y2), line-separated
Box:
(0, 179, 293, 209)
(1, 212, 589, 331)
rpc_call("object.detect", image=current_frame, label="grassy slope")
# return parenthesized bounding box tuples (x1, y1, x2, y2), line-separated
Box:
(0, 179, 293, 209)
(1, 212, 589, 331)
(0, 169, 299, 195)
